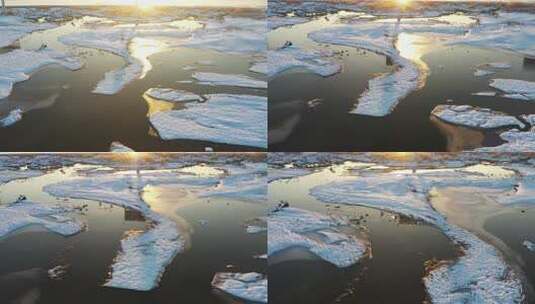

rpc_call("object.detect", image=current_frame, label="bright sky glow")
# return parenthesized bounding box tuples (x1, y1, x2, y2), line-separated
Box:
(6, 0, 265, 8)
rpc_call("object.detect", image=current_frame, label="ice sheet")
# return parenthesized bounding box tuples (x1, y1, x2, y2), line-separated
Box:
(489, 79, 535, 101)
(431, 105, 525, 129)
(212, 272, 267, 303)
(192, 72, 267, 89)
(149, 94, 267, 148)
(268, 207, 368, 268)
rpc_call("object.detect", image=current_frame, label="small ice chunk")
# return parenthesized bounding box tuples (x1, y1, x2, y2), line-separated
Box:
(109, 142, 134, 153)
(145, 88, 202, 102)
(472, 91, 496, 97)
(268, 207, 368, 268)
(0, 201, 84, 238)
(182, 65, 196, 71)
(246, 225, 267, 234)
(92, 61, 143, 95)
(0, 109, 23, 127)
(474, 69, 496, 77)
(48, 265, 68, 280)
(489, 79, 535, 101)
(192, 72, 267, 89)
(523, 240, 535, 252)
(485, 62, 512, 69)
(211, 272, 267, 303)
(149, 94, 267, 148)
(431, 105, 525, 129)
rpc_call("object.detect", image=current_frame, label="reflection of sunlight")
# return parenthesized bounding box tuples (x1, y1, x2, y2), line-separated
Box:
(396, 33, 430, 73)
(130, 37, 167, 79)
(143, 94, 181, 116)
(397, 0, 411, 7)
(179, 165, 226, 177)
(169, 19, 204, 31)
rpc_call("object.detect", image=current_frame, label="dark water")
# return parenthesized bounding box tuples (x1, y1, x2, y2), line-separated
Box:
(268, 166, 458, 304)
(268, 16, 535, 152)
(0, 165, 267, 304)
(0, 12, 266, 152)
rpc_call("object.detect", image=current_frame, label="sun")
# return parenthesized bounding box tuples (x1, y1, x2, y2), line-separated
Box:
(397, 0, 411, 6)
(136, 0, 154, 10)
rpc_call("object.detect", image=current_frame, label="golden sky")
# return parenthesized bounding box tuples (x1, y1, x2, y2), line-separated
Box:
(7, 0, 265, 8)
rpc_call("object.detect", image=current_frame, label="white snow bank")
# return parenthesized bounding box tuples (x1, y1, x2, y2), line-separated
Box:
(0, 201, 84, 238)
(523, 240, 535, 252)
(0, 109, 23, 127)
(109, 142, 134, 152)
(267, 46, 342, 78)
(431, 105, 525, 129)
(489, 79, 535, 101)
(0, 49, 82, 99)
(192, 72, 267, 89)
(309, 168, 523, 303)
(268, 207, 368, 268)
(144, 88, 202, 102)
(0, 15, 55, 48)
(212, 272, 267, 303)
(149, 94, 267, 148)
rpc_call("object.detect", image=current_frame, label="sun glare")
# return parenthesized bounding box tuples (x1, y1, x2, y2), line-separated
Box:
(397, 0, 411, 7)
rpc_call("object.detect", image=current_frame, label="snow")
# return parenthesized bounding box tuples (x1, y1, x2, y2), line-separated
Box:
(144, 88, 202, 102)
(0, 109, 23, 127)
(192, 72, 267, 89)
(474, 69, 495, 77)
(268, 207, 369, 268)
(309, 166, 524, 304)
(0, 201, 84, 238)
(267, 46, 342, 78)
(489, 79, 535, 101)
(149, 94, 267, 148)
(523, 240, 535, 252)
(211, 272, 267, 303)
(109, 142, 134, 152)
(431, 105, 525, 129)
(0, 49, 82, 99)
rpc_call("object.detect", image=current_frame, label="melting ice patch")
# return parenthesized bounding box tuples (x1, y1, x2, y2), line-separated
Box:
(0, 49, 82, 99)
(309, 167, 524, 303)
(192, 72, 267, 89)
(212, 272, 267, 303)
(431, 105, 525, 129)
(149, 94, 267, 148)
(267, 46, 342, 78)
(0, 109, 23, 127)
(0, 201, 84, 238)
(268, 207, 369, 268)
(144, 88, 202, 102)
(489, 79, 535, 101)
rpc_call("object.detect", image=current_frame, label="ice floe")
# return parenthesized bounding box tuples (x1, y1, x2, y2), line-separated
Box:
(0, 49, 82, 99)
(191, 72, 267, 89)
(109, 142, 134, 153)
(471, 91, 496, 97)
(267, 46, 342, 78)
(268, 207, 369, 268)
(310, 168, 524, 303)
(0, 201, 84, 238)
(483, 62, 512, 69)
(149, 94, 267, 148)
(431, 105, 525, 129)
(0, 15, 55, 48)
(212, 272, 267, 303)
(474, 69, 495, 77)
(0, 169, 44, 184)
(523, 240, 535, 252)
(0, 109, 23, 127)
(268, 15, 309, 30)
(477, 127, 535, 152)
(144, 88, 202, 102)
(489, 79, 535, 101)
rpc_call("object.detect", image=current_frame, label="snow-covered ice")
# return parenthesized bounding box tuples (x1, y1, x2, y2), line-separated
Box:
(489, 79, 535, 101)
(144, 88, 202, 102)
(267, 46, 342, 78)
(0, 15, 55, 48)
(523, 240, 535, 252)
(268, 16, 309, 30)
(431, 105, 525, 129)
(192, 72, 267, 89)
(484, 62, 512, 69)
(474, 69, 495, 77)
(0, 49, 82, 99)
(149, 94, 267, 148)
(109, 142, 134, 152)
(0, 109, 23, 127)
(0, 201, 84, 238)
(212, 272, 267, 303)
(268, 207, 369, 268)
(0, 169, 44, 184)
(477, 127, 535, 152)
